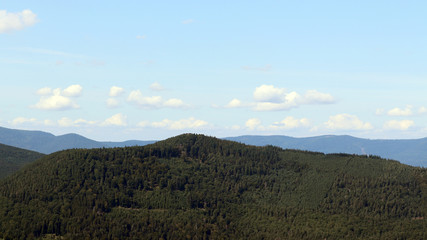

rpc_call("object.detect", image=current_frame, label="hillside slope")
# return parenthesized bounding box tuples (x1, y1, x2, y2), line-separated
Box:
(0, 126, 154, 154)
(0, 134, 426, 239)
(0, 143, 45, 179)
(225, 135, 427, 166)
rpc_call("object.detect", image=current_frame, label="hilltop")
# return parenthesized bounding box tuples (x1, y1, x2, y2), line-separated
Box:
(0, 134, 426, 239)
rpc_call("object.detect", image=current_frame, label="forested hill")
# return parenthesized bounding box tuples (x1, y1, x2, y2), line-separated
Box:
(0, 143, 44, 179)
(0, 134, 426, 239)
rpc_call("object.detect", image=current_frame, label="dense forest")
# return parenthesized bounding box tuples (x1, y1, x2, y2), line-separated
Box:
(0, 143, 44, 179)
(0, 134, 426, 239)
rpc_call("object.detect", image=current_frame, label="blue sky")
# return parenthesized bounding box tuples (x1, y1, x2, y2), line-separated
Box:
(1, 1, 427, 141)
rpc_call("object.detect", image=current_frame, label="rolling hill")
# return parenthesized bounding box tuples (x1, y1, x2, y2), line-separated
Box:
(0, 143, 45, 179)
(0, 126, 155, 154)
(0, 134, 426, 239)
(225, 135, 427, 167)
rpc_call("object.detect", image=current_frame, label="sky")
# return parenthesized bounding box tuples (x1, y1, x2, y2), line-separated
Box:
(1, 1, 427, 141)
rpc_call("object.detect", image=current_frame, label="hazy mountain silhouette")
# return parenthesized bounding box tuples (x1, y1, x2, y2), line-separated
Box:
(225, 135, 427, 167)
(0, 126, 155, 154)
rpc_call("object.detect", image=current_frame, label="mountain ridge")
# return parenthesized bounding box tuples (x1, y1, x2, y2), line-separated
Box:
(225, 135, 427, 167)
(0, 126, 155, 154)
(1, 126, 427, 166)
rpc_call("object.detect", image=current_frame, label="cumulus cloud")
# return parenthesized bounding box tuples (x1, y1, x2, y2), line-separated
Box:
(225, 99, 243, 108)
(383, 120, 414, 130)
(418, 106, 427, 114)
(109, 86, 124, 97)
(245, 118, 262, 130)
(387, 106, 413, 116)
(325, 114, 373, 130)
(0, 9, 38, 33)
(138, 117, 208, 130)
(62, 84, 83, 97)
(11, 117, 37, 125)
(252, 85, 334, 111)
(150, 82, 164, 91)
(102, 113, 127, 126)
(57, 117, 74, 127)
(304, 90, 335, 104)
(253, 85, 287, 103)
(34, 85, 82, 111)
(36, 87, 52, 96)
(270, 117, 311, 130)
(34, 93, 77, 110)
(57, 117, 97, 127)
(106, 98, 120, 108)
(127, 90, 187, 109)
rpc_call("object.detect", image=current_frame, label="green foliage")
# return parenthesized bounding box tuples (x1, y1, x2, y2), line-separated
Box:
(0, 134, 426, 239)
(0, 143, 45, 179)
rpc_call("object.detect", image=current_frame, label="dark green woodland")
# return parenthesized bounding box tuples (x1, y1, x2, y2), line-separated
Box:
(0, 143, 44, 179)
(0, 134, 426, 239)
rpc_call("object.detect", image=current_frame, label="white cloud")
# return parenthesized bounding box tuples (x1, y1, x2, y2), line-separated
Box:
(102, 113, 127, 126)
(74, 118, 97, 125)
(254, 85, 287, 103)
(57, 117, 74, 127)
(11, 117, 37, 125)
(325, 114, 373, 130)
(383, 120, 414, 130)
(62, 84, 83, 97)
(36, 87, 52, 96)
(182, 19, 194, 24)
(57, 117, 97, 127)
(245, 118, 262, 130)
(47, 117, 97, 127)
(33, 85, 82, 111)
(163, 98, 185, 108)
(136, 35, 146, 39)
(139, 117, 208, 130)
(109, 86, 124, 97)
(150, 82, 164, 91)
(270, 117, 311, 130)
(35, 94, 79, 110)
(418, 106, 427, 114)
(225, 98, 243, 108)
(387, 106, 413, 116)
(0, 9, 38, 33)
(252, 85, 334, 111)
(127, 90, 187, 109)
(304, 90, 335, 104)
(106, 98, 120, 108)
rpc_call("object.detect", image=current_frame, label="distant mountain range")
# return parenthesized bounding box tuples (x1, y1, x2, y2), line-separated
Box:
(0, 126, 155, 154)
(1, 126, 427, 167)
(225, 135, 427, 167)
